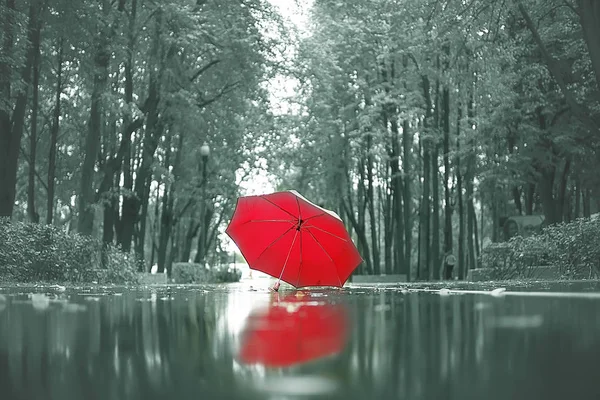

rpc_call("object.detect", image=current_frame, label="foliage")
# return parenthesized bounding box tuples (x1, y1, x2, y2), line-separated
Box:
(479, 217, 600, 279)
(541, 217, 600, 279)
(171, 262, 242, 284)
(0, 218, 138, 284)
(97, 246, 140, 285)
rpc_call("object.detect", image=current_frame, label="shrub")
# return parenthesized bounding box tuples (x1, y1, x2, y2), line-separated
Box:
(0, 218, 138, 284)
(98, 245, 139, 285)
(213, 266, 242, 283)
(172, 262, 208, 284)
(542, 217, 600, 279)
(171, 262, 242, 284)
(479, 216, 600, 279)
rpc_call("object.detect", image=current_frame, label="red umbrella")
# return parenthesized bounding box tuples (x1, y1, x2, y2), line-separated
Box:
(238, 292, 349, 367)
(225, 190, 362, 290)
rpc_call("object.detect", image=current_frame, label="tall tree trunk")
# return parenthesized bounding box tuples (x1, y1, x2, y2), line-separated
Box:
(47, 37, 63, 224)
(119, 6, 164, 257)
(0, 0, 16, 217)
(101, 0, 139, 244)
(27, 9, 43, 223)
(431, 69, 441, 280)
(78, 0, 112, 234)
(577, 1, 600, 97)
(442, 84, 453, 258)
(466, 89, 477, 271)
(582, 188, 591, 217)
(456, 103, 465, 280)
(525, 183, 535, 215)
(574, 178, 581, 218)
(384, 170, 393, 274)
(115, 0, 138, 245)
(402, 119, 412, 278)
(0, 0, 44, 218)
(518, 1, 599, 135)
(157, 183, 174, 274)
(418, 76, 433, 280)
(391, 116, 405, 276)
(181, 219, 200, 262)
(157, 132, 184, 273)
(366, 133, 380, 275)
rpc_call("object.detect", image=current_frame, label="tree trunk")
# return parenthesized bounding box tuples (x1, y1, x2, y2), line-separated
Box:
(525, 183, 535, 215)
(391, 117, 405, 276)
(442, 84, 453, 257)
(574, 178, 581, 218)
(466, 89, 477, 271)
(456, 103, 465, 280)
(539, 169, 560, 225)
(366, 133, 380, 275)
(402, 119, 412, 278)
(181, 220, 200, 262)
(27, 10, 42, 223)
(431, 69, 441, 280)
(582, 189, 591, 217)
(418, 75, 433, 280)
(578, 0, 600, 96)
(518, 1, 599, 135)
(47, 37, 62, 225)
(384, 173, 393, 274)
(115, 0, 138, 247)
(119, 7, 164, 258)
(0, 0, 16, 217)
(78, 0, 112, 234)
(0, 0, 44, 218)
(157, 132, 184, 273)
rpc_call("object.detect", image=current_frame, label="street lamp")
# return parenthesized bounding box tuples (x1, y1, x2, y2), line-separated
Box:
(197, 141, 210, 267)
(200, 141, 210, 159)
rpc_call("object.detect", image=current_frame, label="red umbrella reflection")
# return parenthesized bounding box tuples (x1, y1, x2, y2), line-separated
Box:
(239, 292, 349, 367)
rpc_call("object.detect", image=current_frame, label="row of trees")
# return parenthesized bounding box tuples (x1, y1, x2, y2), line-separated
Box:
(3, 0, 600, 281)
(266, 0, 600, 279)
(1, 0, 287, 273)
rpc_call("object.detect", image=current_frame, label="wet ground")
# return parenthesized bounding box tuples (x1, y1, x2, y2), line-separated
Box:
(1, 279, 600, 400)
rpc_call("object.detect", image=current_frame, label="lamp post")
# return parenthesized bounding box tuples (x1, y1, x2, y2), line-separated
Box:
(198, 142, 210, 267)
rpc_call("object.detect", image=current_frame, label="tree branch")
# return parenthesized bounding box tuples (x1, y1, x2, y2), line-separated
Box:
(197, 81, 240, 109)
(517, 0, 600, 135)
(189, 59, 220, 82)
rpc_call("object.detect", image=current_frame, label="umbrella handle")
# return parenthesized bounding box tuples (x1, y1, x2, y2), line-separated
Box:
(272, 229, 299, 292)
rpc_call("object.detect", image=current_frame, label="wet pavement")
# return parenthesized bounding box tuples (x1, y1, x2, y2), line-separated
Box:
(1, 279, 600, 400)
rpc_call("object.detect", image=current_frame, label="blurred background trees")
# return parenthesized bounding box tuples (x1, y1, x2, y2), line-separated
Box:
(1, 0, 598, 280)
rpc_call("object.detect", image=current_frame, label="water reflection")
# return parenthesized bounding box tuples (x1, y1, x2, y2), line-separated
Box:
(238, 291, 349, 367)
(0, 285, 599, 399)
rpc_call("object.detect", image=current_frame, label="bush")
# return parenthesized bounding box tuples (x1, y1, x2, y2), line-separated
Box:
(172, 262, 242, 284)
(98, 245, 140, 285)
(542, 217, 600, 279)
(0, 218, 138, 284)
(479, 216, 600, 279)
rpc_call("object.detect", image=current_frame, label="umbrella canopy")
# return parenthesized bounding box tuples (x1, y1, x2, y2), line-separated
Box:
(238, 292, 349, 367)
(225, 190, 362, 288)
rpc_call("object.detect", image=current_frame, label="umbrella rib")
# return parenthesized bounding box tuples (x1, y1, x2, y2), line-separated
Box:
(243, 219, 296, 224)
(302, 225, 349, 243)
(303, 213, 325, 222)
(304, 228, 342, 287)
(278, 229, 299, 282)
(295, 197, 302, 220)
(294, 229, 304, 287)
(260, 196, 298, 220)
(253, 225, 296, 267)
